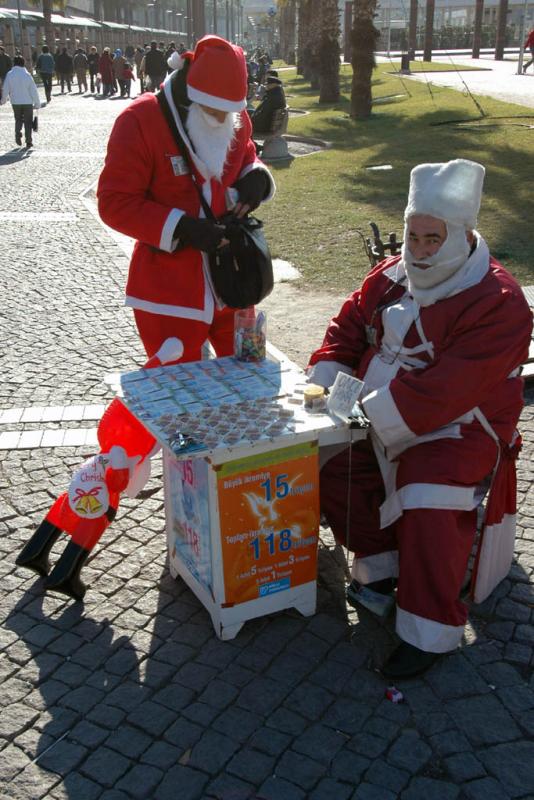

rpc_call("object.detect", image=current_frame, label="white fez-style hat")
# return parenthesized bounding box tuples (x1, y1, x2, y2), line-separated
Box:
(404, 159, 485, 230)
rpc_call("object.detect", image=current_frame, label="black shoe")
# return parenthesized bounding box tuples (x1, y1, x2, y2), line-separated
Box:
(25, 142, 33, 149)
(16, 520, 63, 577)
(44, 540, 90, 601)
(15, 134, 22, 145)
(381, 641, 440, 679)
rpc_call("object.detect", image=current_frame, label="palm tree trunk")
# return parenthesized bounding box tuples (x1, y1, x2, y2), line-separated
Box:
(472, 0, 484, 58)
(318, 0, 340, 103)
(297, 0, 311, 76)
(279, 0, 297, 64)
(423, 0, 435, 61)
(42, 0, 55, 50)
(495, 0, 508, 60)
(350, 0, 379, 119)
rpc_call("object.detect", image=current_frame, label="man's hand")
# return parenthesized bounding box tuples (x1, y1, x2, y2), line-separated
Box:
(233, 170, 269, 219)
(349, 402, 371, 430)
(175, 216, 227, 252)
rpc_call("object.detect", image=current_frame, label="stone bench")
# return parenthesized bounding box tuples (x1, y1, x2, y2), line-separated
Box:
(260, 107, 294, 164)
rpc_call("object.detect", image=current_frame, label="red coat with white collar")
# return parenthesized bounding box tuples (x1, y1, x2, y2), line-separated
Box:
(309, 254, 531, 448)
(97, 87, 273, 322)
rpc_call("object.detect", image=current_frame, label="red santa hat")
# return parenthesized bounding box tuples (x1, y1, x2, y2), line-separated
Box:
(184, 35, 247, 112)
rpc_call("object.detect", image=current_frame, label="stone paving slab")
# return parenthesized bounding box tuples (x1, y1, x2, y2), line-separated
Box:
(0, 80, 532, 800)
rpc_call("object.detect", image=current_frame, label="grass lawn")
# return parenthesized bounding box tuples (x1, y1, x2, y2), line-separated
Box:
(259, 62, 534, 293)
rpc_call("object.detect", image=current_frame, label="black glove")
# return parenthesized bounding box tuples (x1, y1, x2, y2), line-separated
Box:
(174, 216, 226, 252)
(232, 169, 269, 213)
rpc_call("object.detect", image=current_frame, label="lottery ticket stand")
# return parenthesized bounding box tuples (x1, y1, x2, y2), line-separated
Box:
(120, 348, 361, 640)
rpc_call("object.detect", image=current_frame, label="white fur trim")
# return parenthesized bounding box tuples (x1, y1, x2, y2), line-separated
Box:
(125, 457, 151, 499)
(472, 514, 516, 604)
(156, 337, 185, 364)
(396, 606, 464, 653)
(108, 445, 128, 470)
(125, 279, 215, 322)
(398, 482, 478, 510)
(362, 385, 415, 448)
(159, 208, 185, 253)
(351, 551, 399, 583)
(383, 259, 406, 283)
(386, 423, 462, 460)
(237, 161, 276, 202)
(379, 482, 478, 529)
(187, 84, 246, 112)
(168, 52, 184, 71)
(307, 361, 352, 390)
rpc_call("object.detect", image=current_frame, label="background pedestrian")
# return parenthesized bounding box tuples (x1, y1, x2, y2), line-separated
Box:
(36, 44, 55, 102)
(0, 54, 41, 148)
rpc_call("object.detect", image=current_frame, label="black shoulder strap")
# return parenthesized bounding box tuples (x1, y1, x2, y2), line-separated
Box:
(156, 90, 215, 221)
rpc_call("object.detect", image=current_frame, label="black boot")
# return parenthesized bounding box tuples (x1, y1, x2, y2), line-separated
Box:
(381, 641, 440, 679)
(44, 540, 90, 601)
(16, 520, 63, 577)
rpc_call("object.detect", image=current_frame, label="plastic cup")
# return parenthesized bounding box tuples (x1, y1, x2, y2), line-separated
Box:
(234, 310, 267, 362)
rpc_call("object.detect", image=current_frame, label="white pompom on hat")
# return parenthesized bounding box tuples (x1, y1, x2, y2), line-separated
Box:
(167, 50, 184, 71)
(186, 35, 247, 112)
(404, 158, 485, 229)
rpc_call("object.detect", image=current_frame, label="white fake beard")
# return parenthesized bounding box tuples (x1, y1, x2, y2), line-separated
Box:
(186, 102, 239, 180)
(402, 221, 471, 291)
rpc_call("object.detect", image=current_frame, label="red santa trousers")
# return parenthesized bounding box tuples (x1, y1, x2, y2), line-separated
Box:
(134, 305, 236, 362)
(320, 430, 498, 652)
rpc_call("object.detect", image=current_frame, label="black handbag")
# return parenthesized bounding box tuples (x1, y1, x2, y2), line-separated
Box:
(157, 90, 274, 309)
(32, 116, 38, 132)
(210, 213, 273, 309)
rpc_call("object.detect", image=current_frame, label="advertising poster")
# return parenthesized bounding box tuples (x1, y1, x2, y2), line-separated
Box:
(217, 442, 320, 605)
(167, 457, 212, 592)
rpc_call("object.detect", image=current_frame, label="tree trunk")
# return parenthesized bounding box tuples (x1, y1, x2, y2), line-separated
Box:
(495, 0, 508, 60)
(306, 0, 321, 88)
(344, 1, 353, 63)
(408, 0, 418, 57)
(423, 0, 435, 61)
(350, 0, 379, 119)
(279, 0, 296, 64)
(297, 0, 311, 76)
(42, 0, 55, 50)
(472, 0, 484, 58)
(318, 0, 340, 102)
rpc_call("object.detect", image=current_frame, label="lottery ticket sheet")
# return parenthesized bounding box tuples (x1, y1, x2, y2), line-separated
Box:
(119, 356, 318, 460)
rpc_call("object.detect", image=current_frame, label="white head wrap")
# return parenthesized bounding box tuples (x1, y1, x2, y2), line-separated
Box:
(401, 159, 486, 305)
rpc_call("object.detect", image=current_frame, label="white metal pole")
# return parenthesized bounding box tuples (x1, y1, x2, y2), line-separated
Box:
(517, 0, 529, 73)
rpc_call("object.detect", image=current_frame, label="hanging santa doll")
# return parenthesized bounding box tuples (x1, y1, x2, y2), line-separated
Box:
(16, 338, 183, 600)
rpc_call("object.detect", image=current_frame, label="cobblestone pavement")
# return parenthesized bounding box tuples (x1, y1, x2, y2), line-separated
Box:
(1, 81, 533, 800)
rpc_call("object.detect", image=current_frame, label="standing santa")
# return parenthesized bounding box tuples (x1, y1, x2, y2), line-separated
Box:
(97, 34, 275, 362)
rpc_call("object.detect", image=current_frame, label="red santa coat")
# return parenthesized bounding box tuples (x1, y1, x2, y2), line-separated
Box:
(310, 250, 530, 450)
(310, 244, 532, 651)
(97, 77, 274, 323)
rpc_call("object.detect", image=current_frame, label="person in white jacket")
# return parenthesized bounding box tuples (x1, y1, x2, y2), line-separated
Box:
(0, 55, 41, 149)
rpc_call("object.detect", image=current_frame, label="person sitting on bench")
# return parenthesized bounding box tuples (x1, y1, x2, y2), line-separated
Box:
(308, 159, 533, 680)
(251, 75, 286, 136)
